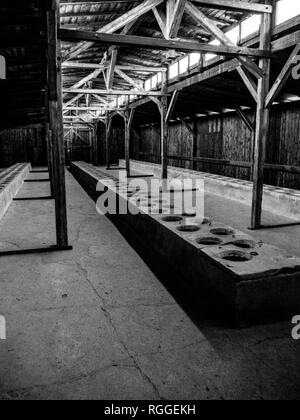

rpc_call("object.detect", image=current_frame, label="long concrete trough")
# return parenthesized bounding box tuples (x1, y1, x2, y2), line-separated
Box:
(120, 159, 300, 220)
(71, 161, 300, 327)
(0, 163, 31, 221)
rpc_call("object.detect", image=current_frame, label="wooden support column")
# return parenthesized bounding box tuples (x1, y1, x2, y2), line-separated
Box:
(124, 107, 135, 177)
(44, 82, 55, 197)
(92, 125, 98, 166)
(45, 121, 55, 197)
(159, 97, 169, 179)
(251, 2, 273, 229)
(192, 118, 198, 171)
(160, 71, 169, 179)
(106, 115, 112, 169)
(124, 111, 130, 177)
(47, 0, 69, 247)
(89, 129, 93, 164)
(235, 106, 256, 180)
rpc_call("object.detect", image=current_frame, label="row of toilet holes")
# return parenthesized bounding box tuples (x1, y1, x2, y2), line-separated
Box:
(161, 216, 258, 262)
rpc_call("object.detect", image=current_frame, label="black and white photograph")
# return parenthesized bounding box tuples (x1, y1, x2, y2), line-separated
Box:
(1, 0, 300, 403)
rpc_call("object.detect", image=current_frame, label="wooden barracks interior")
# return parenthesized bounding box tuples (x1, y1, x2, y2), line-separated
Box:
(1, 0, 300, 401)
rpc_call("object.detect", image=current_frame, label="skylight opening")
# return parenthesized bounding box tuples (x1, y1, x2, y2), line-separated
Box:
(179, 56, 189, 74)
(205, 39, 220, 62)
(169, 62, 179, 79)
(276, 0, 300, 24)
(145, 79, 151, 91)
(241, 14, 260, 39)
(226, 26, 240, 44)
(123, 0, 300, 110)
(189, 52, 201, 67)
(151, 74, 158, 89)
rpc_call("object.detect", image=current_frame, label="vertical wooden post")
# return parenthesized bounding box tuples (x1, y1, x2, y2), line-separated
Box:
(192, 117, 198, 171)
(235, 106, 256, 181)
(250, 127, 256, 182)
(47, 0, 69, 247)
(124, 111, 130, 177)
(89, 129, 93, 164)
(159, 98, 168, 179)
(92, 125, 98, 166)
(251, 2, 273, 229)
(44, 80, 55, 197)
(106, 114, 112, 169)
(160, 71, 168, 179)
(124, 106, 135, 178)
(45, 121, 55, 197)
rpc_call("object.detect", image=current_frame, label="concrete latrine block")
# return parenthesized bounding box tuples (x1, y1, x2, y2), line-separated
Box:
(0, 163, 31, 221)
(70, 162, 300, 327)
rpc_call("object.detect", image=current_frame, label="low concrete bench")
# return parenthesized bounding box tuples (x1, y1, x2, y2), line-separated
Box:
(0, 163, 31, 221)
(120, 159, 300, 220)
(71, 161, 300, 327)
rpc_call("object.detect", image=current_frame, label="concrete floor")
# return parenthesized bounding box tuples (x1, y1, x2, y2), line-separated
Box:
(0, 169, 300, 400)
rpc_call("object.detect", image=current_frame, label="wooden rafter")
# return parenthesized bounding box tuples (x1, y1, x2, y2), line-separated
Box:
(63, 93, 84, 107)
(92, 94, 110, 106)
(185, 1, 263, 79)
(62, 0, 165, 61)
(237, 67, 258, 102)
(107, 48, 118, 89)
(266, 43, 300, 108)
(59, 29, 272, 58)
(168, 0, 187, 38)
(62, 62, 166, 72)
(153, 6, 167, 37)
(115, 68, 143, 90)
(165, 90, 179, 123)
(193, 0, 273, 14)
(63, 88, 169, 97)
(235, 106, 255, 132)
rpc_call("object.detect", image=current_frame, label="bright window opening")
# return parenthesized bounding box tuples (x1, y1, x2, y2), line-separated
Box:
(276, 0, 300, 24)
(205, 39, 220, 62)
(151, 74, 158, 89)
(169, 62, 179, 79)
(189, 52, 201, 67)
(119, 1, 300, 111)
(226, 26, 239, 44)
(179, 56, 189, 74)
(145, 79, 151, 91)
(241, 14, 260, 39)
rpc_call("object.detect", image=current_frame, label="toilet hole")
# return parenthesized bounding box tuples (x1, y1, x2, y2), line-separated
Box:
(220, 250, 252, 262)
(197, 237, 223, 246)
(210, 228, 235, 236)
(162, 216, 183, 222)
(176, 225, 201, 232)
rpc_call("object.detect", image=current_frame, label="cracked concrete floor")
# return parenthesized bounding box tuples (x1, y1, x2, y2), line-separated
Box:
(0, 170, 300, 400)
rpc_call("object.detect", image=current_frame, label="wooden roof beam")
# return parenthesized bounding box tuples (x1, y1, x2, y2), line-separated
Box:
(106, 48, 118, 89)
(185, 1, 264, 78)
(62, 62, 167, 72)
(62, 0, 165, 61)
(63, 88, 169, 97)
(168, 0, 187, 38)
(192, 0, 273, 14)
(115, 68, 143, 90)
(59, 29, 272, 58)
